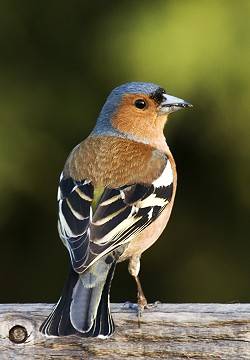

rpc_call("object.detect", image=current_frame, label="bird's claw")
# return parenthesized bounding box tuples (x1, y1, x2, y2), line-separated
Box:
(145, 300, 161, 309)
(137, 298, 160, 328)
(123, 300, 160, 328)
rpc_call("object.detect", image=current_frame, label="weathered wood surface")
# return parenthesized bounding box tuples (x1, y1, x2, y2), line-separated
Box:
(0, 303, 250, 360)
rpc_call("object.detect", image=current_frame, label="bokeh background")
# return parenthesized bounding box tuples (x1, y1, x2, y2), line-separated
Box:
(1, 1, 249, 304)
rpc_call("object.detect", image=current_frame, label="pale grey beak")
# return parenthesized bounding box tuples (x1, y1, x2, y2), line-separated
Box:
(160, 93, 193, 114)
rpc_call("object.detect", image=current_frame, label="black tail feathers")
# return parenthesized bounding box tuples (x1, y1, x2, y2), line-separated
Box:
(40, 262, 116, 338)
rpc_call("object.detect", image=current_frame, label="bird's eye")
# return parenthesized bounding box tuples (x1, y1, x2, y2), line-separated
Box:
(134, 99, 147, 109)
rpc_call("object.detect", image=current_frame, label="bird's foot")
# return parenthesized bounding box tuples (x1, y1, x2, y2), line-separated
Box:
(122, 300, 147, 327)
(123, 300, 160, 327)
(137, 297, 161, 327)
(145, 300, 161, 309)
(137, 301, 146, 328)
(123, 300, 160, 310)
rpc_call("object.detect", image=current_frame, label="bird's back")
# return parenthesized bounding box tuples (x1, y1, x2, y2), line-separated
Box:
(64, 135, 170, 188)
(64, 135, 177, 263)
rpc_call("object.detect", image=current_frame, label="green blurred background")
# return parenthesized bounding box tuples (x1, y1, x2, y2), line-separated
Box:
(1, 0, 249, 304)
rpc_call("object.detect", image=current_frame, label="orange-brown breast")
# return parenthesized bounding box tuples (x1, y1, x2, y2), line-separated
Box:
(64, 136, 168, 188)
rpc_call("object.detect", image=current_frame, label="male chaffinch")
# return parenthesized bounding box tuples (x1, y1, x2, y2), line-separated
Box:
(40, 82, 192, 338)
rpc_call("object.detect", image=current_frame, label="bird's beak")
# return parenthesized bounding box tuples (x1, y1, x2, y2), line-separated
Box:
(159, 93, 193, 114)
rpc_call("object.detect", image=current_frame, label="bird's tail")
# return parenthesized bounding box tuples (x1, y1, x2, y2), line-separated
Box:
(40, 262, 116, 338)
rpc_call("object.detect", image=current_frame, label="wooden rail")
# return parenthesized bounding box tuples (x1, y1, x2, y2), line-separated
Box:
(0, 303, 250, 359)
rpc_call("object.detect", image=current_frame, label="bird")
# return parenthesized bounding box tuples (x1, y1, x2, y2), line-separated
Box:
(40, 82, 192, 338)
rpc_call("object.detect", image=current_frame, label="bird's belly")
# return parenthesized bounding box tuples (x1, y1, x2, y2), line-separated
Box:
(118, 201, 174, 262)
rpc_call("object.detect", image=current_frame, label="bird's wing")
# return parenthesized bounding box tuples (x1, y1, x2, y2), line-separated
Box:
(58, 159, 173, 274)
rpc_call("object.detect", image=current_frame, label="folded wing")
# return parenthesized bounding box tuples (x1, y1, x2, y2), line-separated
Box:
(58, 158, 173, 274)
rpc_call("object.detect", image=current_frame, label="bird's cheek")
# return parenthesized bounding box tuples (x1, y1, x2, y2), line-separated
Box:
(156, 114, 168, 129)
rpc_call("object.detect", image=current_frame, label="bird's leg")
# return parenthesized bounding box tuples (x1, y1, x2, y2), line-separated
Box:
(134, 275, 147, 307)
(128, 255, 148, 327)
(134, 275, 148, 324)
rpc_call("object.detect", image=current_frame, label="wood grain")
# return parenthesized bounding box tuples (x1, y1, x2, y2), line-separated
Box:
(0, 303, 250, 359)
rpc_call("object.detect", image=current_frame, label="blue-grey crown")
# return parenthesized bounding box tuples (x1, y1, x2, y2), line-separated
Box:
(110, 82, 161, 96)
(91, 82, 162, 137)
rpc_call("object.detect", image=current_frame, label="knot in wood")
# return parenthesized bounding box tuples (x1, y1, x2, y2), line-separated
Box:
(9, 325, 28, 344)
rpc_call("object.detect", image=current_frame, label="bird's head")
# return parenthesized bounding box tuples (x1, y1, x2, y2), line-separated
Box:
(93, 82, 192, 146)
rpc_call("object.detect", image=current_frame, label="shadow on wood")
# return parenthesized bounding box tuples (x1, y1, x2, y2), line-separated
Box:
(0, 303, 250, 359)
